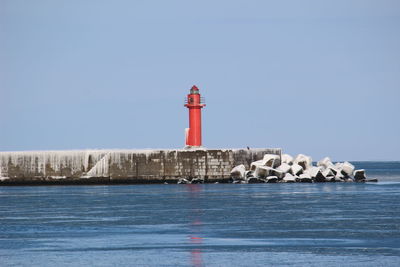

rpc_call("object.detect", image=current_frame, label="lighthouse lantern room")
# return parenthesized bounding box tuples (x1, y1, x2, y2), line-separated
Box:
(184, 85, 206, 147)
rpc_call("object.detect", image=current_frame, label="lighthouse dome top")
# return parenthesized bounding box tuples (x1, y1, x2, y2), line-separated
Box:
(190, 85, 200, 94)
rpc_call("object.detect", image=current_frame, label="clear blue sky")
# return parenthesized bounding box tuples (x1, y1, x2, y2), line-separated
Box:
(1, 0, 399, 161)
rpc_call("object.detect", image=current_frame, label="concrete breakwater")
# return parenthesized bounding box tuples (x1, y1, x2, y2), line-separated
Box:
(0, 148, 281, 185)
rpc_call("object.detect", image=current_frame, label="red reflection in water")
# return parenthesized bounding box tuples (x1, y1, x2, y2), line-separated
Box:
(189, 236, 203, 242)
(187, 183, 202, 193)
(192, 220, 202, 226)
(186, 184, 204, 267)
(191, 248, 203, 267)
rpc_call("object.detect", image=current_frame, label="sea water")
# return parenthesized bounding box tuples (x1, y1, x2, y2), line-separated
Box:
(0, 162, 399, 266)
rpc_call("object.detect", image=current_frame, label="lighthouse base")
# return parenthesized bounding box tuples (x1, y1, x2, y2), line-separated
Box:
(183, 145, 206, 150)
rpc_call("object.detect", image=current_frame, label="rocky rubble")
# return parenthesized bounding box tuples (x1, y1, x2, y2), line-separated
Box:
(230, 154, 378, 184)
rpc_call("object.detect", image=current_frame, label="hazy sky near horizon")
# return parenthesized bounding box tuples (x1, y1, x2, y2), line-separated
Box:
(1, 0, 399, 161)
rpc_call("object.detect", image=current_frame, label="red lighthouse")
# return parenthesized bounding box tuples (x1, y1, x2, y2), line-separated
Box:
(184, 85, 206, 147)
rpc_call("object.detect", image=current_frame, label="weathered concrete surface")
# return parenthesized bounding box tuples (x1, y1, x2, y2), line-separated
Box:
(0, 148, 281, 185)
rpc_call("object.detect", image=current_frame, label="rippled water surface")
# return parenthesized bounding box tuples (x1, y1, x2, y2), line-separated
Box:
(1, 162, 400, 266)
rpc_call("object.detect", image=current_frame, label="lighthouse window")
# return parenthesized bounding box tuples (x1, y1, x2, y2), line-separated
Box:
(189, 97, 193, 103)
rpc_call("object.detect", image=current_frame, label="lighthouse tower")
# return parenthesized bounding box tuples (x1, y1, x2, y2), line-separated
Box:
(184, 85, 206, 147)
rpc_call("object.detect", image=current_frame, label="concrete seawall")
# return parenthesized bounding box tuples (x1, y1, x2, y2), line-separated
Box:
(0, 148, 281, 185)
